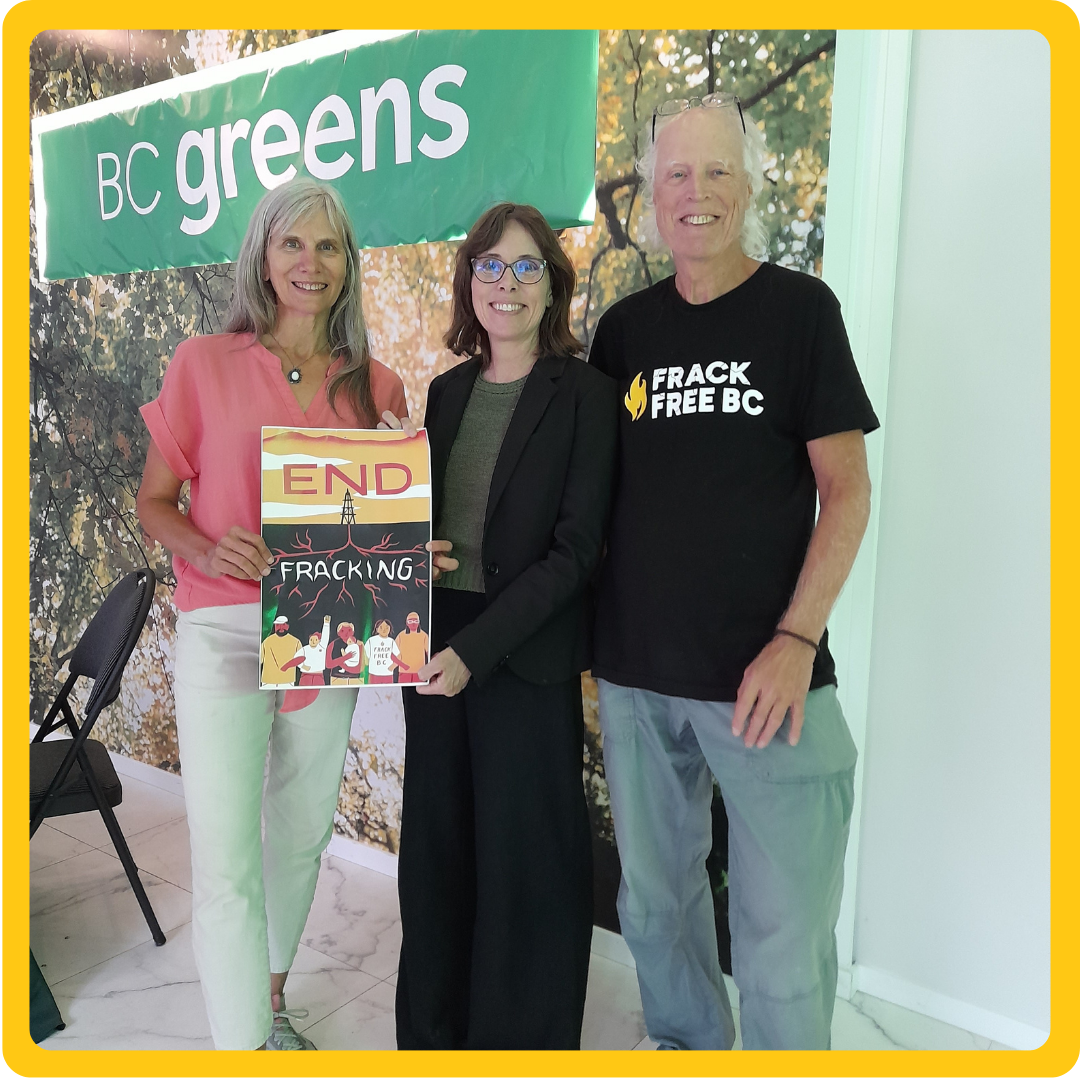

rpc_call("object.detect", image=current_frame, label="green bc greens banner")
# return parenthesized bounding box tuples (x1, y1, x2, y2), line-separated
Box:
(32, 29, 599, 281)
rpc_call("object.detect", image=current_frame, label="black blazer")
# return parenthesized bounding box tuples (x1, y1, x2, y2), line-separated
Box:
(425, 353, 618, 686)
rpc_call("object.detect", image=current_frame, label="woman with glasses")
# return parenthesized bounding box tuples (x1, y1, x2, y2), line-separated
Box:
(382, 203, 617, 1049)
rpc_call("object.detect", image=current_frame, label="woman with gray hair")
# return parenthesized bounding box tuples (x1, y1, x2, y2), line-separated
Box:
(136, 178, 407, 1051)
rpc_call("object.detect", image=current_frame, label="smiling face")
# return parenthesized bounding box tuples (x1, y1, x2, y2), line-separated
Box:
(652, 108, 751, 266)
(470, 219, 552, 360)
(263, 207, 347, 326)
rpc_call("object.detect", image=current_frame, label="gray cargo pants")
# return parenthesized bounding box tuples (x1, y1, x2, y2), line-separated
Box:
(597, 680, 857, 1051)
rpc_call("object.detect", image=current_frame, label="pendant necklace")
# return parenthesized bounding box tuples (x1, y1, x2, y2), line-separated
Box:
(268, 332, 320, 385)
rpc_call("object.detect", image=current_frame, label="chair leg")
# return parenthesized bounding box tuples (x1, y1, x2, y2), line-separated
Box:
(80, 753, 167, 946)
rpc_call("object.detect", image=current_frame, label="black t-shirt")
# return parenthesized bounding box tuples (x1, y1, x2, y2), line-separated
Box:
(589, 263, 880, 701)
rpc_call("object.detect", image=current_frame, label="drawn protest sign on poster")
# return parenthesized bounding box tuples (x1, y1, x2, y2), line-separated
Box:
(260, 427, 432, 690)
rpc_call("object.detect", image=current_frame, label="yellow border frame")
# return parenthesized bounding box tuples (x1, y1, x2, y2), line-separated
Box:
(6, 5, 1076, 1076)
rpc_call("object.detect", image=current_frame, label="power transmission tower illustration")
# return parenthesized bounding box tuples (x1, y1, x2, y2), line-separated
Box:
(340, 490, 356, 525)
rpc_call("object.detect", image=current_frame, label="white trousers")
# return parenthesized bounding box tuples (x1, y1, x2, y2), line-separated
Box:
(174, 604, 357, 1050)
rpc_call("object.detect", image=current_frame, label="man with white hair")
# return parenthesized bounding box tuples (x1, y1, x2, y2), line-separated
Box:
(588, 95, 879, 1051)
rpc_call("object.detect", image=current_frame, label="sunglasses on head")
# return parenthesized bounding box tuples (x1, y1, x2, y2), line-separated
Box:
(652, 93, 746, 141)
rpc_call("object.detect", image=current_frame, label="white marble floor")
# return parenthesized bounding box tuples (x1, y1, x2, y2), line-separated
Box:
(31, 775, 1011, 1052)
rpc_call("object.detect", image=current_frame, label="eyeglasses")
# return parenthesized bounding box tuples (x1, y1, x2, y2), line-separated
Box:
(471, 256, 548, 285)
(652, 93, 746, 141)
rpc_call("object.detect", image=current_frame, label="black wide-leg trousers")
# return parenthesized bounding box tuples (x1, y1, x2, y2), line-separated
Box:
(396, 588, 593, 1050)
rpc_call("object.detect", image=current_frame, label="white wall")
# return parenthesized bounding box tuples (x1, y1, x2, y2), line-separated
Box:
(853, 29, 1050, 1039)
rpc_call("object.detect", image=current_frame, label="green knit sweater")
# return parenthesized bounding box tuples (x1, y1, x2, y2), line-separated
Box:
(434, 371, 528, 593)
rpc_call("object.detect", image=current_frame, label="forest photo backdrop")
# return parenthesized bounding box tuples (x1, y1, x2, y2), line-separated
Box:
(30, 28, 834, 952)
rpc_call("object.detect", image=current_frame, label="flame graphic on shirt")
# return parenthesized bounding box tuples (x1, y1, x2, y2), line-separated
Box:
(624, 373, 647, 421)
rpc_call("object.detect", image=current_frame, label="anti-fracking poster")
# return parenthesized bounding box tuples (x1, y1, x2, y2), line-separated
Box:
(260, 427, 432, 690)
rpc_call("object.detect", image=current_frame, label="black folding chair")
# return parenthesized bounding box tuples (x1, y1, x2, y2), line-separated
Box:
(30, 568, 165, 946)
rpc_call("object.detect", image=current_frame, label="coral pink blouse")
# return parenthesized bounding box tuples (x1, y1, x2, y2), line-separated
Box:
(141, 333, 408, 612)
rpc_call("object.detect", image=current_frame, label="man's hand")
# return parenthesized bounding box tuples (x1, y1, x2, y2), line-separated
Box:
(416, 647, 471, 697)
(731, 431, 871, 750)
(731, 634, 816, 748)
(195, 526, 272, 580)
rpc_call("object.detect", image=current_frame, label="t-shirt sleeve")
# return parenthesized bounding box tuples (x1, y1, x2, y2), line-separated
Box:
(139, 340, 203, 480)
(797, 286, 881, 442)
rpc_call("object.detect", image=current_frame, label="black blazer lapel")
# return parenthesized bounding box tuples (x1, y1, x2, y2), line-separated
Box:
(429, 357, 481, 521)
(485, 355, 567, 530)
